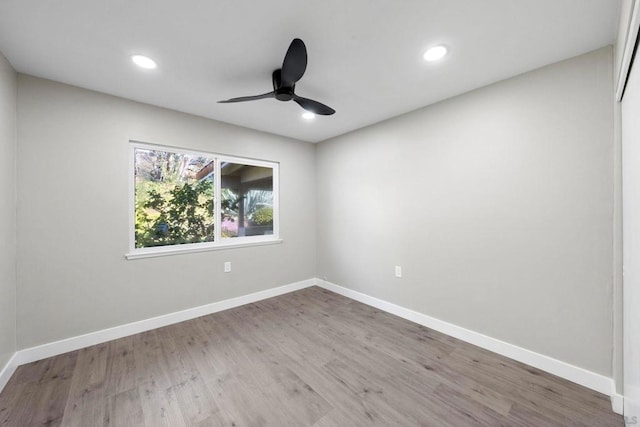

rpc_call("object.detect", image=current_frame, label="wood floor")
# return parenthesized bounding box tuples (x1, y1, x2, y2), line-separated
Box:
(0, 286, 623, 426)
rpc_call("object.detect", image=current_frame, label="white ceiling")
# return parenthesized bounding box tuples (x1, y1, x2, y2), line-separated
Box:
(0, 0, 621, 143)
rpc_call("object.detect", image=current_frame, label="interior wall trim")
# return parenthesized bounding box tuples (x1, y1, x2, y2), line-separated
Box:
(1, 277, 623, 415)
(611, 391, 625, 415)
(0, 353, 19, 395)
(0, 278, 316, 390)
(315, 279, 623, 415)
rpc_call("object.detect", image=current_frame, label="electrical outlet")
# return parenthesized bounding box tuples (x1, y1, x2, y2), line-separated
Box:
(224, 261, 231, 273)
(395, 266, 402, 278)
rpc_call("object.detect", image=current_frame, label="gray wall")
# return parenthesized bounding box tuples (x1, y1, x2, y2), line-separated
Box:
(16, 75, 316, 349)
(316, 47, 614, 375)
(0, 52, 17, 369)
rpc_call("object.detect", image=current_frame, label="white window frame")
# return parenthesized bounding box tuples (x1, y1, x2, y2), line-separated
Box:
(126, 141, 281, 260)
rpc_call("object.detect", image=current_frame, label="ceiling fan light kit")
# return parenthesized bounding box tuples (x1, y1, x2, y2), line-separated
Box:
(219, 38, 336, 116)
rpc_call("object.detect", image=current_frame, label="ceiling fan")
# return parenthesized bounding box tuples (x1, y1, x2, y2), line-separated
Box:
(218, 38, 335, 116)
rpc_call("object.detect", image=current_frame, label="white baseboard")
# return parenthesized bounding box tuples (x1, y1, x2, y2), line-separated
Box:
(2, 277, 625, 416)
(611, 391, 624, 415)
(14, 278, 316, 368)
(315, 279, 623, 414)
(0, 352, 18, 393)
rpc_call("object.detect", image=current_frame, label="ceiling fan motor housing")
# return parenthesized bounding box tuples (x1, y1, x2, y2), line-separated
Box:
(273, 70, 295, 101)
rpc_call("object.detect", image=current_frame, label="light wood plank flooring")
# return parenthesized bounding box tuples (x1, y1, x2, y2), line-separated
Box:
(0, 286, 623, 426)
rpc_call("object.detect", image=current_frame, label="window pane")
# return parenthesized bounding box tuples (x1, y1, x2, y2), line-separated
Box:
(220, 162, 274, 238)
(134, 148, 215, 248)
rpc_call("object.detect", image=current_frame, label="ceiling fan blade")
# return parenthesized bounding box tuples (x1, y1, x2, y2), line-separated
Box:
(281, 38, 307, 86)
(293, 96, 335, 115)
(218, 92, 275, 103)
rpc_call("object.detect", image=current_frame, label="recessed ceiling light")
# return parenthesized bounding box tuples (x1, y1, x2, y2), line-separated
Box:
(302, 112, 315, 120)
(131, 55, 157, 69)
(423, 45, 448, 62)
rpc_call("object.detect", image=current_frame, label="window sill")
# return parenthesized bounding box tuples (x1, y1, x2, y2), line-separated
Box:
(125, 238, 283, 260)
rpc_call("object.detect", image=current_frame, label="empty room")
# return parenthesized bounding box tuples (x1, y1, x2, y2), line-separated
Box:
(1, 0, 640, 425)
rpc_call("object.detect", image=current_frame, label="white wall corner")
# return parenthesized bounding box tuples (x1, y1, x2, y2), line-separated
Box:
(0, 353, 19, 394)
(611, 386, 624, 415)
(314, 278, 620, 403)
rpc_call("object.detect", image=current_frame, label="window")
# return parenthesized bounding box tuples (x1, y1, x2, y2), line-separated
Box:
(128, 142, 279, 259)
